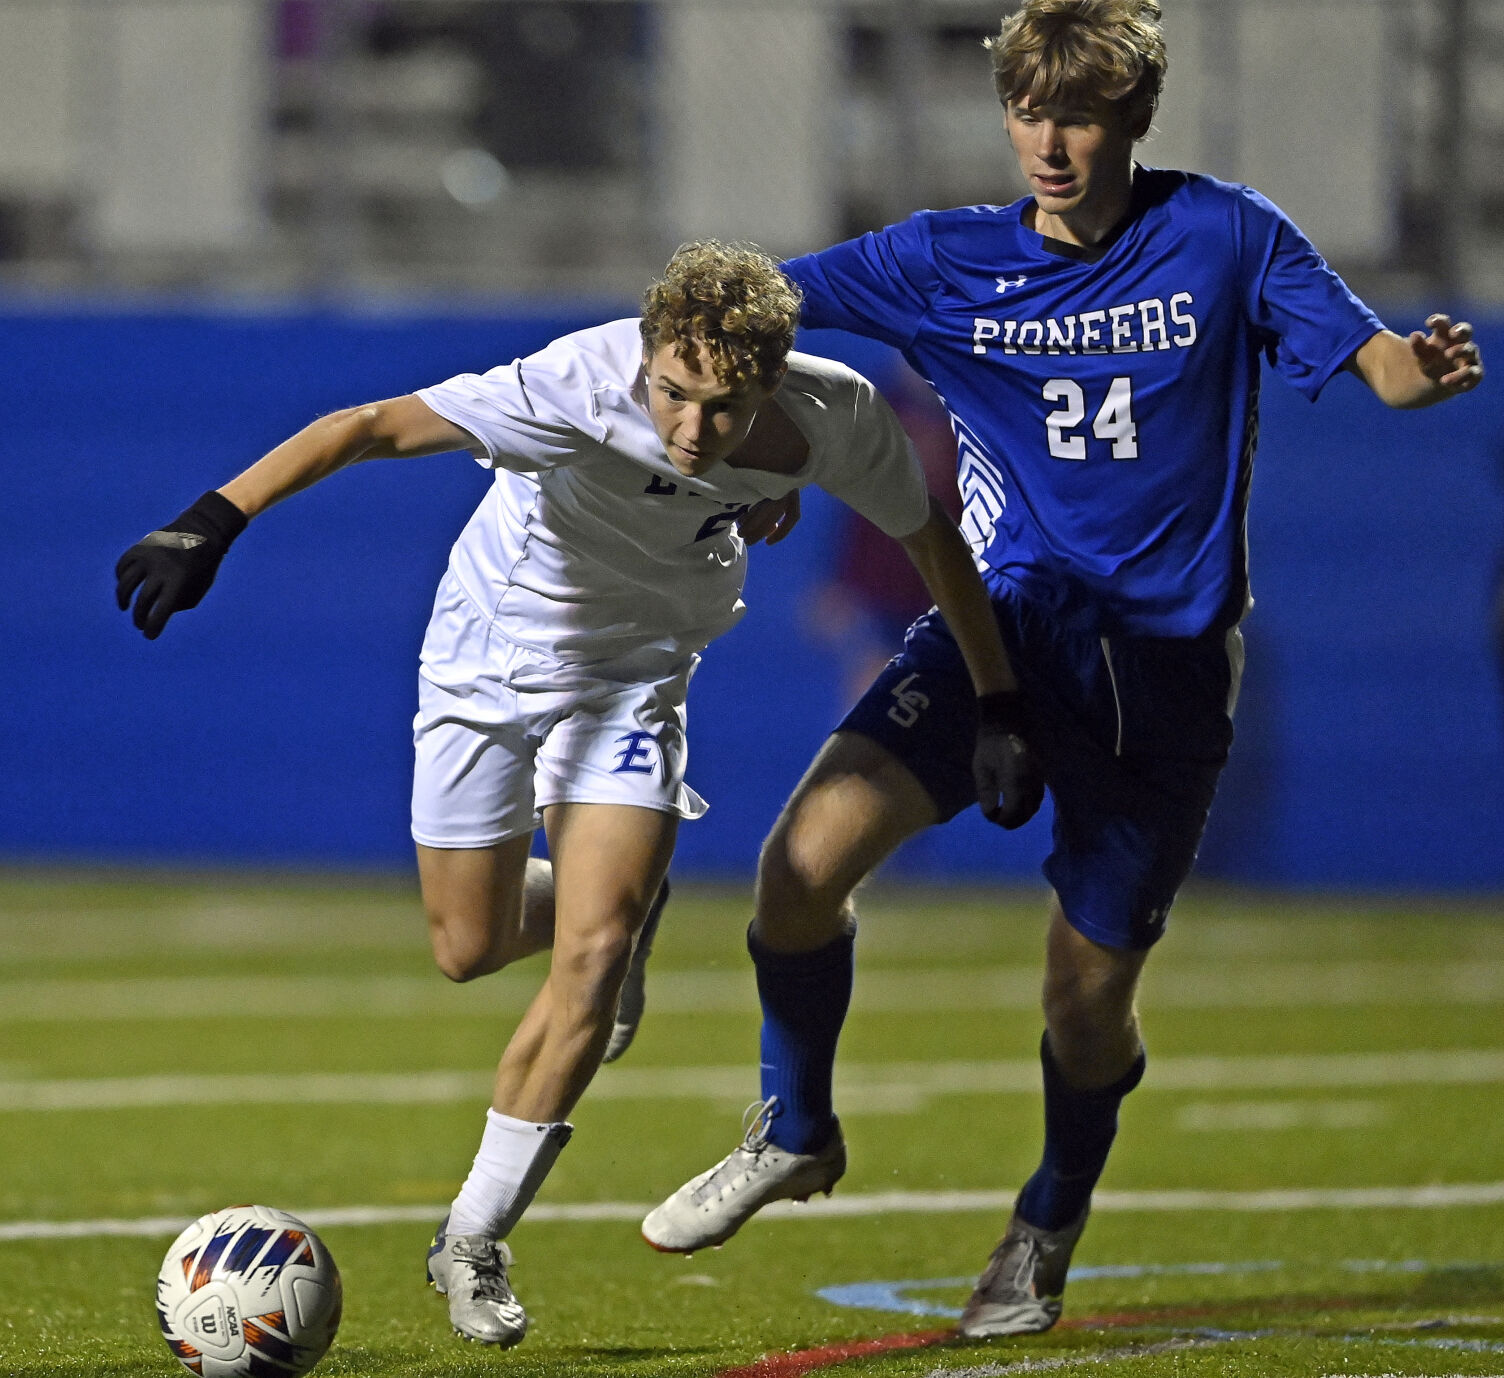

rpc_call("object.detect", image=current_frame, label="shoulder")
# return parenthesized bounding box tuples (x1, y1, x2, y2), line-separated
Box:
(514, 318, 643, 422)
(523, 318, 642, 387)
(913, 202, 1033, 291)
(782, 349, 878, 412)
(780, 352, 903, 450)
(913, 201, 1025, 253)
(790, 204, 1023, 281)
(1139, 165, 1291, 228)
(1132, 167, 1309, 275)
(925, 199, 1028, 230)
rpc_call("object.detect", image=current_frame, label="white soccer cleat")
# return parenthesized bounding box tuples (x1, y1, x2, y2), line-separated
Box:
(641, 1098, 846, 1253)
(426, 1216, 528, 1347)
(957, 1208, 1089, 1339)
(602, 878, 670, 1065)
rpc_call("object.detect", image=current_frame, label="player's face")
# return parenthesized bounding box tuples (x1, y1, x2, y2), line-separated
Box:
(644, 342, 778, 477)
(1005, 93, 1137, 231)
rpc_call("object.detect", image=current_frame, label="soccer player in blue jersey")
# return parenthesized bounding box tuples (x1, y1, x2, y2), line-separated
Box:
(642, 0, 1484, 1338)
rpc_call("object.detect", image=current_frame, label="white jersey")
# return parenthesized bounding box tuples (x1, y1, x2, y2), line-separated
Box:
(416, 318, 930, 682)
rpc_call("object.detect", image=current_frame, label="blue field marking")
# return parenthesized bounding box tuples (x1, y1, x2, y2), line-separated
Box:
(817, 1259, 1504, 1319)
(816, 1278, 972, 1318)
(1069, 1261, 1284, 1281)
(817, 1261, 1287, 1318)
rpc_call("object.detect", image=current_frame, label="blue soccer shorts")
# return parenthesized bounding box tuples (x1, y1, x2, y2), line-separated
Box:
(837, 592, 1243, 950)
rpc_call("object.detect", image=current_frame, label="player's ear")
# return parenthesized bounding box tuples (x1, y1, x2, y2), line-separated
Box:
(1123, 97, 1154, 141)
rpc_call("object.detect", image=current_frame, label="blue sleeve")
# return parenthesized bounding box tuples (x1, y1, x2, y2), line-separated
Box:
(782, 215, 939, 350)
(1234, 186, 1385, 401)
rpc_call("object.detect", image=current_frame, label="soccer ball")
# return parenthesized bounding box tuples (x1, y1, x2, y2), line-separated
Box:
(155, 1205, 342, 1377)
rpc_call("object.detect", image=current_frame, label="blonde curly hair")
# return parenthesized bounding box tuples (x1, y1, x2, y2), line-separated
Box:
(640, 241, 802, 391)
(986, 0, 1166, 138)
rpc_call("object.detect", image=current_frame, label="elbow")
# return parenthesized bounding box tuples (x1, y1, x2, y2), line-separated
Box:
(898, 497, 947, 550)
(322, 402, 392, 459)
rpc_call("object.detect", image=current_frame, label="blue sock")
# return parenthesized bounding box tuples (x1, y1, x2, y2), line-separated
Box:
(1015, 1032, 1146, 1231)
(750, 927, 854, 1154)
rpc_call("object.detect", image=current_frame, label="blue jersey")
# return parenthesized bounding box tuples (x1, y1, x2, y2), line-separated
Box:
(783, 167, 1384, 638)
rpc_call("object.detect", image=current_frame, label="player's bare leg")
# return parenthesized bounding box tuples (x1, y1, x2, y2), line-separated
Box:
(492, 802, 677, 1120)
(417, 837, 554, 982)
(431, 803, 675, 1345)
(960, 896, 1150, 1339)
(754, 731, 939, 951)
(1041, 897, 1148, 1087)
(419, 837, 666, 1059)
(644, 732, 936, 1252)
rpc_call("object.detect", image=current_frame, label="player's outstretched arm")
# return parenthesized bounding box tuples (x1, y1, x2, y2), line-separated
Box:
(115, 395, 478, 639)
(898, 498, 1045, 830)
(1347, 315, 1485, 409)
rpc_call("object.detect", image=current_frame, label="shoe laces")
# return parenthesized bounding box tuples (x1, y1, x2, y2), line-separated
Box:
(979, 1228, 1043, 1300)
(1003, 1232, 1044, 1296)
(450, 1238, 514, 1304)
(688, 1097, 780, 1206)
(740, 1096, 779, 1152)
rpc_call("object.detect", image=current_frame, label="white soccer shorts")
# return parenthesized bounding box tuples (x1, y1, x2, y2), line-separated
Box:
(411, 576, 708, 848)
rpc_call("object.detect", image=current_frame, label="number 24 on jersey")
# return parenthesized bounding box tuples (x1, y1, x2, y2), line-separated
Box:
(1043, 375, 1138, 461)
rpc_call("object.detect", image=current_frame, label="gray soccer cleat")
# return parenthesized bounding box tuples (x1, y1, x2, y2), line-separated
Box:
(602, 878, 670, 1064)
(426, 1215, 528, 1347)
(641, 1098, 846, 1253)
(957, 1208, 1090, 1338)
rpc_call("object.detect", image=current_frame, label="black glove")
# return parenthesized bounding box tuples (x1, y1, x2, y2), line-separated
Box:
(115, 490, 248, 640)
(973, 689, 1045, 830)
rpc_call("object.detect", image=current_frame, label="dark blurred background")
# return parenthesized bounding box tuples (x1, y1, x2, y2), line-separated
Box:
(2, 0, 1502, 887)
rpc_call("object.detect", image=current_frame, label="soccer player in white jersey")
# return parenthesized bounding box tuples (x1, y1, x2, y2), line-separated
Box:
(641, 1, 1484, 1342)
(115, 242, 1042, 1348)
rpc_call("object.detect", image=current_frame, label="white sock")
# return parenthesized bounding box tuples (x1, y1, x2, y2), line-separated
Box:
(448, 1109, 573, 1239)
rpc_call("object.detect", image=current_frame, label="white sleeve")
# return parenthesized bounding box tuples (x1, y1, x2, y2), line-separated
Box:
(416, 335, 607, 472)
(814, 375, 932, 539)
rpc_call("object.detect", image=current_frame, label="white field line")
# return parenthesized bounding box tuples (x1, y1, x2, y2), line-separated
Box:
(3, 961, 1504, 1022)
(4, 1050, 1504, 1113)
(8, 1182, 1504, 1243)
(927, 1335, 1240, 1376)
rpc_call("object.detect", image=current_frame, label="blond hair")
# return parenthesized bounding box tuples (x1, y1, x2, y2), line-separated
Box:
(985, 0, 1166, 137)
(640, 241, 801, 391)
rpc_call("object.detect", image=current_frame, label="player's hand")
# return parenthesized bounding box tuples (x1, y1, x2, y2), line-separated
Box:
(973, 690, 1045, 830)
(738, 490, 801, 546)
(114, 490, 248, 639)
(1409, 314, 1484, 394)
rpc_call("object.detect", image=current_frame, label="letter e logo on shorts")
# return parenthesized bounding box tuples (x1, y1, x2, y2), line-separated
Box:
(612, 731, 659, 775)
(886, 673, 930, 729)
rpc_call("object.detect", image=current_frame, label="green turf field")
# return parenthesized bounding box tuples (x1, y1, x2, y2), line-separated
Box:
(1, 870, 1502, 1377)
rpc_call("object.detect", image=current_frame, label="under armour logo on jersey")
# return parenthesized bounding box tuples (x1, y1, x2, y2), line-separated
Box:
(612, 731, 658, 775)
(995, 275, 1028, 295)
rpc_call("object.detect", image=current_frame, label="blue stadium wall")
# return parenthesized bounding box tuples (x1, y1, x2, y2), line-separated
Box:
(3, 306, 1502, 888)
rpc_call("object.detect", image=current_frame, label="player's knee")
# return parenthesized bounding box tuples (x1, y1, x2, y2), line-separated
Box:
(1042, 958, 1142, 1087)
(424, 899, 507, 983)
(1044, 957, 1131, 1024)
(429, 930, 492, 984)
(755, 826, 815, 910)
(753, 839, 853, 950)
(756, 806, 853, 908)
(432, 945, 488, 984)
(552, 918, 634, 996)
